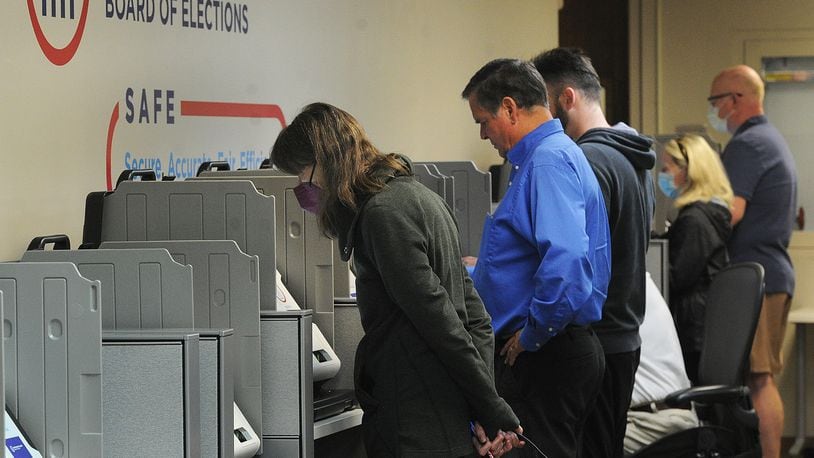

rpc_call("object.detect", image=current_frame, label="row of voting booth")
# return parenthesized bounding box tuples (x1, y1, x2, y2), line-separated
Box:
(0, 161, 493, 457)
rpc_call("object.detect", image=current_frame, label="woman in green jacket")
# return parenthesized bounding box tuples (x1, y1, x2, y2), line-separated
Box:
(271, 103, 522, 457)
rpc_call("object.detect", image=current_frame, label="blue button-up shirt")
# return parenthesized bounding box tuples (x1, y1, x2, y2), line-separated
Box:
(473, 119, 611, 351)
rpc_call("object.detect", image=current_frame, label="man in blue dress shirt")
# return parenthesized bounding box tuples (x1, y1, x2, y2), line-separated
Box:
(462, 58, 612, 457)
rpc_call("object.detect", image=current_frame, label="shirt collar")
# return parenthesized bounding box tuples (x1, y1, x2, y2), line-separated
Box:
(507, 118, 564, 166)
(733, 114, 767, 136)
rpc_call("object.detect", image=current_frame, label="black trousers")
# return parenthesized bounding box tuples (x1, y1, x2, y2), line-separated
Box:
(581, 348, 641, 458)
(496, 326, 605, 458)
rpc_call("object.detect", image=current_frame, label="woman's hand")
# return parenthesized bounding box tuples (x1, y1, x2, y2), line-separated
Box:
(471, 422, 525, 457)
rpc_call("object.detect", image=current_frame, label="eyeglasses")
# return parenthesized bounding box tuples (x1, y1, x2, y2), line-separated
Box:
(706, 92, 742, 106)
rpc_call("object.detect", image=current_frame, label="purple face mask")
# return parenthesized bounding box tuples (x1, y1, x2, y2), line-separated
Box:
(294, 182, 322, 214)
(294, 165, 322, 213)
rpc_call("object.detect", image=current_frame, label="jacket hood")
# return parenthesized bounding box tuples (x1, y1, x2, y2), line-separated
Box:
(578, 123, 656, 170)
(339, 153, 413, 261)
(395, 154, 414, 175)
(693, 199, 733, 241)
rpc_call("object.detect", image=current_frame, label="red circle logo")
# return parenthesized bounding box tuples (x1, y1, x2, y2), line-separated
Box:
(27, 0, 90, 66)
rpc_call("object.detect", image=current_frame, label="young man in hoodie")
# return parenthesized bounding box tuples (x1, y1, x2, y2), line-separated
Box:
(533, 48, 656, 458)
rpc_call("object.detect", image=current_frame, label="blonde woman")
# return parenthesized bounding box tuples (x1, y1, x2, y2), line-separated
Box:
(659, 134, 733, 383)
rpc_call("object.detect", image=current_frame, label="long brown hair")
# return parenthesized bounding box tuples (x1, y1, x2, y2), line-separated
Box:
(271, 102, 409, 236)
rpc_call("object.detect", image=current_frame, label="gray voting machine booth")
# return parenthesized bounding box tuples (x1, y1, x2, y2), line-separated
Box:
(418, 161, 492, 257)
(99, 180, 278, 311)
(22, 248, 194, 329)
(261, 310, 314, 456)
(0, 262, 103, 457)
(99, 239, 262, 448)
(22, 247, 237, 457)
(103, 328, 234, 457)
(195, 170, 337, 344)
(195, 169, 363, 453)
(323, 302, 363, 401)
(102, 330, 201, 457)
(96, 178, 317, 456)
(413, 163, 455, 211)
(646, 239, 670, 298)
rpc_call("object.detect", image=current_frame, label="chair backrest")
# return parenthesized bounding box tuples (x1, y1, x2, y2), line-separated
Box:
(698, 262, 764, 386)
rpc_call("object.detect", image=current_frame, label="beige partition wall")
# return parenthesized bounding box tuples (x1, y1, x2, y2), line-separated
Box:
(0, 1, 561, 262)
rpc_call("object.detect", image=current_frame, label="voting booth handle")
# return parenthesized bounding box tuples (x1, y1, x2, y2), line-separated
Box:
(26, 234, 71, 251)
(116, 168, 157, 188)
(196, 161, 231, 176)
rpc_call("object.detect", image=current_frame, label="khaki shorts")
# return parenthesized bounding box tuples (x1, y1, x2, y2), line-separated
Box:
(625, 409, 699, 454)
(749, 292, 792, 375)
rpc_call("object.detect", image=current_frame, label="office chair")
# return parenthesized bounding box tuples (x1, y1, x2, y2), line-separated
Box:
(632, 262, 764, 458)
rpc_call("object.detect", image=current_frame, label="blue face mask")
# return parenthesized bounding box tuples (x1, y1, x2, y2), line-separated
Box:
(706, 105, 730, 133)
(658, 172, 680, 199)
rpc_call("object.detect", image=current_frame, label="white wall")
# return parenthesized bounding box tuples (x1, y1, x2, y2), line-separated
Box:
(0, 1, 560, 262)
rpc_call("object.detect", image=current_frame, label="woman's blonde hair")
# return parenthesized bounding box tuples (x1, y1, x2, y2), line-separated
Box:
(663, 134, 733, 209)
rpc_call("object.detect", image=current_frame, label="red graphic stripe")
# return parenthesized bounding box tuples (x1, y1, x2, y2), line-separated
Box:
(106, 103, 120, 191)
(27, 0, 90, 66)
(106, 100, 284, 189)
(181, 101, 286, 126)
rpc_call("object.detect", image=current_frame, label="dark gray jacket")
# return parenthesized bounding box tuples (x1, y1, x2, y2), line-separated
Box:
(342, 167, 518, 457)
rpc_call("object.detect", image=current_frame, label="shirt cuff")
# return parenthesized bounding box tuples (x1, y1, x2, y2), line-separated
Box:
(519, 322, 556, 351)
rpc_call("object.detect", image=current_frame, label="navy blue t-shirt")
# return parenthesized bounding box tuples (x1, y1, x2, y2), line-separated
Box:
(722, 115, 797, 295)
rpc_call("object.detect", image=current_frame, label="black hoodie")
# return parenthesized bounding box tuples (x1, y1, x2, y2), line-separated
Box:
(577, 124, 656, 354)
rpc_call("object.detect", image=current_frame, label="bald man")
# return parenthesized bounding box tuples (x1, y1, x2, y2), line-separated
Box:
(708, 65, 797, 458)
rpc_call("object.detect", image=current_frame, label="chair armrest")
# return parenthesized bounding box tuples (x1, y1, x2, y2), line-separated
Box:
(664, 384, 750, 408)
